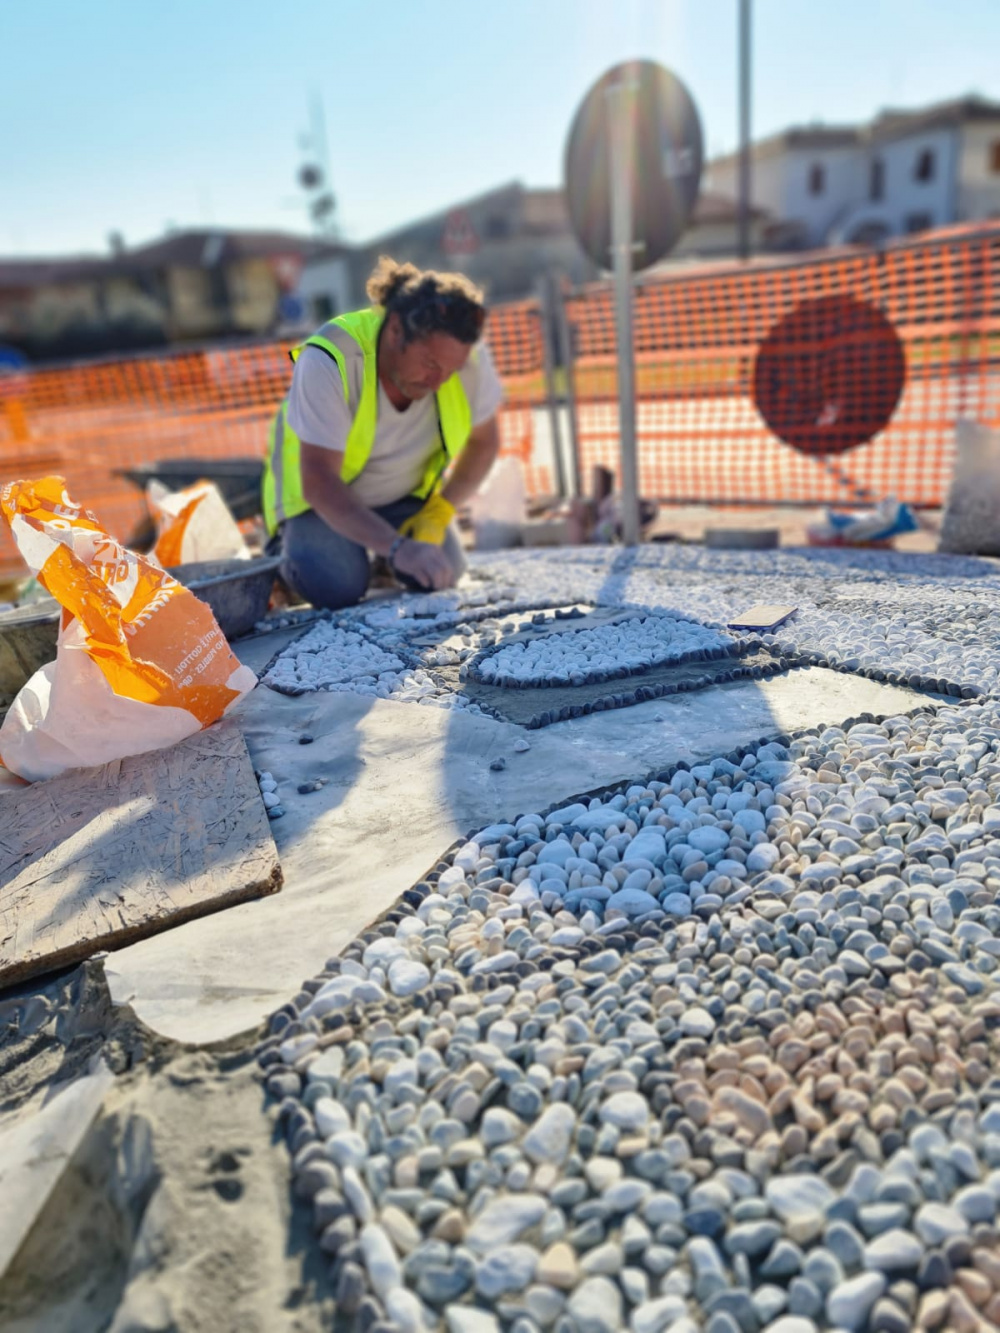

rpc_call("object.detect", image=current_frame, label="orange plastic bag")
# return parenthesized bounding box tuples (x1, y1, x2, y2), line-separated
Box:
(0, 477, 257, 782)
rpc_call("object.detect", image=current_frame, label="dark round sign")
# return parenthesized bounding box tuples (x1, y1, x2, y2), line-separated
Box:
(753, 295, 906, 456)
(564, 60, 703, 272)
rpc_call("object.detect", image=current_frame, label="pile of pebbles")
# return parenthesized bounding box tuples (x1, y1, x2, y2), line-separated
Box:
(261, 693, 1000, 1333)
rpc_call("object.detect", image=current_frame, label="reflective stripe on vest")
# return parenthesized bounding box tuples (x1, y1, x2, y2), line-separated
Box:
(261, 307, 473, 535)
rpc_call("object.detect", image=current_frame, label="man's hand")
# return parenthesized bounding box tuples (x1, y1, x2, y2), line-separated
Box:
(392, 537, 456, 591)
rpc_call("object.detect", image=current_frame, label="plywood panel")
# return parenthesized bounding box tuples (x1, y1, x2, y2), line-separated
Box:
(0, 723, 282, 988)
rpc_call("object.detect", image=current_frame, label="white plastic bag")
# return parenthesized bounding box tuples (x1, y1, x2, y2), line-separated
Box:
(148, 479, 250, 567)
(939, 419, 1000, 556)
(0, 477, 257, 782)
(469, 456, 526, 551)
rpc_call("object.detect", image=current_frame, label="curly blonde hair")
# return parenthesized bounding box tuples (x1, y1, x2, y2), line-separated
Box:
(366, 256, 486, 345)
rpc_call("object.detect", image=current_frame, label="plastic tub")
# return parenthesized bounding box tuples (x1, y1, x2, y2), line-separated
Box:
(168, 556, 282, 641)
(0, 599, 60, 706)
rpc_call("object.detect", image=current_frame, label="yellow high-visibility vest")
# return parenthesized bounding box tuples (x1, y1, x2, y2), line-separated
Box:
(262, 306, 473, 535)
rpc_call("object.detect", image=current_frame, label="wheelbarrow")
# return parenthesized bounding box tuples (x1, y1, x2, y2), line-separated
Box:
(116, 457, 265, 522)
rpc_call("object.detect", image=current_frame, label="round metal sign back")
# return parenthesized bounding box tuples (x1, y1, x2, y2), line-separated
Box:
(564, 59, 703, 272)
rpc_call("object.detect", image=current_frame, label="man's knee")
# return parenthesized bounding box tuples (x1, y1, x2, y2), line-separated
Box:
(279, 514, 370, 610)
(284, 557, 370, 610)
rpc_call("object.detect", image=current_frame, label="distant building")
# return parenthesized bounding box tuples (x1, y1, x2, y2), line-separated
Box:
(0, 229, 329, 362)
(705, 95, 1000, 249)
(338, 182, 599, 310)
(309, 181, 771, 315)
(288, 245, 352, 332)
(668, 190, 771, 261)
(14, 98, 995, 363)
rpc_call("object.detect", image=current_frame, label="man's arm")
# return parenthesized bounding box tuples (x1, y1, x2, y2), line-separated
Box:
(300, 444, 456, 590)
(441, 416, 501, 510)
(300, 443, 399, 557)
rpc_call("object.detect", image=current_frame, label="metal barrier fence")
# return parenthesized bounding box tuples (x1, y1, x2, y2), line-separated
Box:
(2, 222, 999, 579)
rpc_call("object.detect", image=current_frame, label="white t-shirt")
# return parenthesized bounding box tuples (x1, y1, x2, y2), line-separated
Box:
(286, 340, 504, 508)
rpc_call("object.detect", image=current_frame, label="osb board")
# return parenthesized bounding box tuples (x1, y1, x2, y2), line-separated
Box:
(0, 723, 282, 988)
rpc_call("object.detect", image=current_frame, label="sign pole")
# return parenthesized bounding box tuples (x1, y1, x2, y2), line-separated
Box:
(605, 75, 641, 547)
(738, 0, 753, 261)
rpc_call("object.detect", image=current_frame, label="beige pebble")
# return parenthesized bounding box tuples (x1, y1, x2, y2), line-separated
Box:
(738, 1072, 768, 1102)
(869, 1103, 898, 1133)
(706, 1069, 741, 1092)
(790, 1094, 825, 1133)
(615, 1133, 649, 1157)
(880, 1078, 917, 1109)
(432, 1208, 466, 1243)
(786, 1211, 826, 1246)
(916, 1289, 949, 1330)
(832, 1088, 869, 1116)
(537, 1242, 579, 1290)
(972, 1249, 1000, 1289)
(713, 1086, 773, 1138)
(736, 1036, 769, 1059)
(956, 1268, 994, 1308)
(923, 1088, 957, 1113)
(394, 1155, 419, 1188)
(817, 1002, 848, 1035)
(811, 1125, 841, 1160)
(949, 1287, 988, 1332)
(776, 1039, 811, 1073)
(706, 1047, 741, 1071)
(380, 1204, 421, 1254)
(897, 1066, 929, 1095)
(836, 1049, 860, 1078)
(447, 1139, 484, 1167)
(911, 1032, 936, 1062)
(533, 1163, 561, 1194)
(684, 1095, 712, 1127)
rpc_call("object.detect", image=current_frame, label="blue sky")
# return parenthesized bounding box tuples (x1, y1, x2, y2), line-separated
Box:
(2, 0, 998, 256)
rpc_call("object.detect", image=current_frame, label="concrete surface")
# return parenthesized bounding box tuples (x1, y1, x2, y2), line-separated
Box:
(104, 658, 927, 1047)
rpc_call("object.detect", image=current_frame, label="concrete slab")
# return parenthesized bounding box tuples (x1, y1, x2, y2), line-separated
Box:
(105, 666, 926, 1045)
(0, 1060, 114, 1280)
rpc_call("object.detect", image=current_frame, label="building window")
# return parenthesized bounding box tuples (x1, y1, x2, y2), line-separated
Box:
(914, 148, 935, 182)
(906, 212, 933, 233)
(870, 158, 885, 201)
(990, 140, 1000, 173)
(312, 294, 335, 322)
(808, 163, 825, 195)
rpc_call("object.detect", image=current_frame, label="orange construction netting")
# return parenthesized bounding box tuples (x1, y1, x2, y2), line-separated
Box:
(0, 299, 549, 579)
(2, 225, 998, 580)
(565, 221, 1000, 507)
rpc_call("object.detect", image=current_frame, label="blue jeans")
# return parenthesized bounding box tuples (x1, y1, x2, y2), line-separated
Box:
(271, 498, 467, 610)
